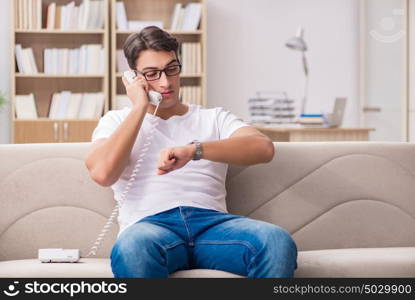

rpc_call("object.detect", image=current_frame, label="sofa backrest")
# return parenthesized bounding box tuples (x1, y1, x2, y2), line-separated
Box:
(0, 143, 117, 260)
(0, 142, 414, 261)
(226, 142, 415, 251)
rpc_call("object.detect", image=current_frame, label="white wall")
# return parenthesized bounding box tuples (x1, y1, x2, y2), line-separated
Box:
(0, 0, 360, 143)
(206, 0, 360, 126)
(0, 0, 11, 144)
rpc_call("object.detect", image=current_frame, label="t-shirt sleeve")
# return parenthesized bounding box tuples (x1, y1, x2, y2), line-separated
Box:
(215, 107, 250, 140)
(91, 110, 124, 142)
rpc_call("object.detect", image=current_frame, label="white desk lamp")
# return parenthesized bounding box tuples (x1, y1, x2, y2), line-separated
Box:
(286, 26, 309, 115)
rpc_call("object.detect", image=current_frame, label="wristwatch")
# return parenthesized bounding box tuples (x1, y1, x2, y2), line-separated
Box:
(189, 140, 203, 160)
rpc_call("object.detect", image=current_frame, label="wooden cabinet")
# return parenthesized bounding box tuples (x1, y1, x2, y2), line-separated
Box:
(14, 120, 98, 143)
(256, 126, 375, 142)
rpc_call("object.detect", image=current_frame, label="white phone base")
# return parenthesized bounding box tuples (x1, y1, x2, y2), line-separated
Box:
(38, 248, 80, 263)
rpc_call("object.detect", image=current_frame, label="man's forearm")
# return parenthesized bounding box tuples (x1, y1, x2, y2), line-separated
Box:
(86, 105, 147, 186)
(200, 136, 275, 165)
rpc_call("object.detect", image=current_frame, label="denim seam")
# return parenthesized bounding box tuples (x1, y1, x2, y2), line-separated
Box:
(162, 241, 186, 251)
(179, 207, 194, 243)
(194, 240, 257, 254)
(195, 240, 258, 269)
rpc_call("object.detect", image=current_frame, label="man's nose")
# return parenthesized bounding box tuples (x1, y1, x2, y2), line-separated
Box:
(158, 71, 170, 87)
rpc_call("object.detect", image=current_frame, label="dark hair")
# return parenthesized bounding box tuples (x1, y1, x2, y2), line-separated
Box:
(123, 26, 180, 70)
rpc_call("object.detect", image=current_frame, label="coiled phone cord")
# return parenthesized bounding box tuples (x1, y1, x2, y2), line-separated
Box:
(84, 102, 161, 257)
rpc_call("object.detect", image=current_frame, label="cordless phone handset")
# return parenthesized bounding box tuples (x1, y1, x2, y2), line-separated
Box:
(123, 70, 162, 105)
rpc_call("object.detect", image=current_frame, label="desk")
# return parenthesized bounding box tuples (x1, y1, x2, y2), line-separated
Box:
(255, 126, 374, 142)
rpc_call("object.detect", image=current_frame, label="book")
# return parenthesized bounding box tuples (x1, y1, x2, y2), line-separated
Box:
(46, 3, 56, 29)
(55, 5, 62, 29)
(175, 5, 185, 30)
(116, 1, 128, 30)
(181, 3, 202, 31)
(57, 91, 71, 119)
(93, 93, 105, 118)
(48, 93, 60, 118)
(81, 93, 97, 119)
(170, 3, 183, 31)
(66, 93, 82, 119)
(15, 44, 25, 73)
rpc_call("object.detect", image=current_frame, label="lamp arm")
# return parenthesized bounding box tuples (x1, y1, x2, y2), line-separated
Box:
(302, 52, 309, 76)
(301, 73, 309, 115)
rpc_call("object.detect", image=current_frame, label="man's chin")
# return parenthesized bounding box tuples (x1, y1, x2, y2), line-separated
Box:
(157, 98, 179, 108)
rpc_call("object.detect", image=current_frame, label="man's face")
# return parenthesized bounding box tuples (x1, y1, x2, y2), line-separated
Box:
(135, 49, 181, 108)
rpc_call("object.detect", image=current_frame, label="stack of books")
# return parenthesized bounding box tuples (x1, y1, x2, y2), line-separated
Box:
(180, 86, 202, 105)
(43, 45, 105, 74)
(48, 91, 105, 119)
(248, 95, 296, 125)
(15, 93, 38, 119)
(15, 0, 43, 30)
(170, 3, 202, 31)
(298, 114, 325, 127)
(180, 42, 202, 74)
(45, 0, 105, 30)
(15, 45, 38, 74)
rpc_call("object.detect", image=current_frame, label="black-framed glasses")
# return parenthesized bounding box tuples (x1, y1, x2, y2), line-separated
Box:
(136, 64, 182, 81)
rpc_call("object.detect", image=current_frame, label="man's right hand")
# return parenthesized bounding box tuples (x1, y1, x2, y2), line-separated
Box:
(122, 73, 150, 109)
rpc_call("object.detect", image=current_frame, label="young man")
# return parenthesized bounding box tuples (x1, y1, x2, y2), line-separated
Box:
(85, 26, 297, 278)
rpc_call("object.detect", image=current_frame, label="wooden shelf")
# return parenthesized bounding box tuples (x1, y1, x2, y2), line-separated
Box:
(15, 29, 105, 34)
(14, 118, 100, 122)
(16, 73, 106, 78)
(116, 30, 202, 35)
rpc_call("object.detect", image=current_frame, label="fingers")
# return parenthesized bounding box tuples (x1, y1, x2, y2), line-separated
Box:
(157, 147, 193, 175)
(157, 148, 178, 175)
(157, 157, 176, 173)
(122, 74, 148, 91)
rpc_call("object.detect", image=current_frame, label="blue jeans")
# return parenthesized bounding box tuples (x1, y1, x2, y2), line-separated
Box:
(110, 206, 298, 278)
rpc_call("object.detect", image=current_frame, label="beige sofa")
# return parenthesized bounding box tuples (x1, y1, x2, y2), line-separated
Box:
(0, 142, 414, 278)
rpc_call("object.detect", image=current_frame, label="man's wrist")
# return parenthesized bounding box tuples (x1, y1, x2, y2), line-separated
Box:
(189, 140, 203, 160)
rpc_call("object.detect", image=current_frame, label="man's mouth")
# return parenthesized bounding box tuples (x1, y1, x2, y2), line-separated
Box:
(161, 91, 173, 98)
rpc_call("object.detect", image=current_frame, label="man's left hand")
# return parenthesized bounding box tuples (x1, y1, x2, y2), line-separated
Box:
(157, 145, 195, 175)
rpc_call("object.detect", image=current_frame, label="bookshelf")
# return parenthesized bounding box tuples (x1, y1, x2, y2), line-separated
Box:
(110, 0, 207, 110)
(10, 0, 206, 143)
(11, 0, 110, 143)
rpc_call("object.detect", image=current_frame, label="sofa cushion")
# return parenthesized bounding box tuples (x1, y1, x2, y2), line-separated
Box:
(295, 247, 415, 277)
(0, 258, 241, 278)
(0, 258, 113, 278)
(2, 247, 413, 278)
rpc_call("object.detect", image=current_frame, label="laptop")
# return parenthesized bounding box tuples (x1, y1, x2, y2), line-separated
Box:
(327, 97, 346, 128)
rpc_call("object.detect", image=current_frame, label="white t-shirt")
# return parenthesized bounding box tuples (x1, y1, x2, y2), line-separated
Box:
(91, 104, 249, 236)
